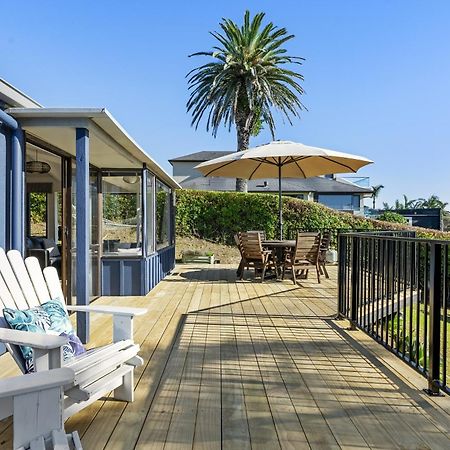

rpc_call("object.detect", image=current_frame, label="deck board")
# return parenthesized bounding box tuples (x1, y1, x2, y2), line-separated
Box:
(1, 264, 450, 449)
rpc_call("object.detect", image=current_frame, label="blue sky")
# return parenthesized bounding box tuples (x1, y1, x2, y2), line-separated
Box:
(2, 0, 450, 206)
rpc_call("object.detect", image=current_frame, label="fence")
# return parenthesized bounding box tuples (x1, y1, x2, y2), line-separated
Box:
(338, 231, 449, 395)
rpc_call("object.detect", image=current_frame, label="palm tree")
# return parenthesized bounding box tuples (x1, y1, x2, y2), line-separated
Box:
(419, 195, 448, 209)
(371, 184, 384, 209)
(187, 10, 306, 192)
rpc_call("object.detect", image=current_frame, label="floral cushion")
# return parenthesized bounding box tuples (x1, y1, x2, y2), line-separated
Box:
(3, 299, 86, 373)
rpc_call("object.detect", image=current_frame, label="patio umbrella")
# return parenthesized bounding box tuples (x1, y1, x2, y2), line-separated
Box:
(195, 140, 373, 239)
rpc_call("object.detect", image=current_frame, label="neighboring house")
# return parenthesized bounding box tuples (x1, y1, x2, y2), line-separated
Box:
(0, 79, 180, 340)
(367, 208, 443, 230)
(169, 150, 372, 215)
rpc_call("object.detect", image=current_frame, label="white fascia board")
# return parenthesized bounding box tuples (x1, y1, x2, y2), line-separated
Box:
(0, 79, 42, 108)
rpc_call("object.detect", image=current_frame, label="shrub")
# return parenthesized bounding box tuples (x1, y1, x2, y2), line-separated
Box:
(176, 190, 450, 245)
(377, 211, 408, 224)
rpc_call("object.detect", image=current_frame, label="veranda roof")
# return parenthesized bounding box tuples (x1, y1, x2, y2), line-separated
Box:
(6, 107, 180, 189)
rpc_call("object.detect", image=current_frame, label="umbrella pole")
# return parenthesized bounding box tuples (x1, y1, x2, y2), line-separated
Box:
(278, 161, 283, 240)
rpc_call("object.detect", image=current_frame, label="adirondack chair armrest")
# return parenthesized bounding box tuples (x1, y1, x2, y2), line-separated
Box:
(66, 305, 147, 342)
(0, 367, 74, 399)
(0, 328, 68, 350)
(66, 305, 147, 317)
(0, 368, 75, 448)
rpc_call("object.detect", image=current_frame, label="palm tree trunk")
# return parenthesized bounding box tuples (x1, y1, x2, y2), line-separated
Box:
(236, 122, 250, 192)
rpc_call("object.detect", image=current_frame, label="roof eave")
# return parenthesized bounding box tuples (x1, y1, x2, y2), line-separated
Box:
(7, 107, 181, 190)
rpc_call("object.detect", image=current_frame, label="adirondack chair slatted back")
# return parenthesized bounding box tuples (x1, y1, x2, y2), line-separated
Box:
(0, 248, 66, 373)
(293, 233, 321, 263)
(240, 232, 264, 261)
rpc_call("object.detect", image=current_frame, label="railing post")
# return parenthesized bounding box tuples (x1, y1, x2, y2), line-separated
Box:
(427, 242, 442, 395)
(350, 236, 359, 330)
(337, 234, 347, 318)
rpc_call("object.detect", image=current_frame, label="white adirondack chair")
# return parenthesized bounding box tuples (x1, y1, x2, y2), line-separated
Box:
(0, 367, 82, 449)
(0, 248, 147, 420)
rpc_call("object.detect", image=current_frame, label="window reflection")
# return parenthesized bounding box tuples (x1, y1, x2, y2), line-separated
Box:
(146, 173, 155, 254)
(156, 180, 171, 250)
(102, 173, 142, 255)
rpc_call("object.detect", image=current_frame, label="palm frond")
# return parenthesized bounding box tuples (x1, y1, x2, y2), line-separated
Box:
(187, 10, 306, 139)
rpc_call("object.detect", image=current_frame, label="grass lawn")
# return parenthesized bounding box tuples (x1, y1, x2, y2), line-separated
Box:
(384, 303, 450, 385)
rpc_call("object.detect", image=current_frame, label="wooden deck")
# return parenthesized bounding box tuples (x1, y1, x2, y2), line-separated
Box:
(2, 265, 450, 449)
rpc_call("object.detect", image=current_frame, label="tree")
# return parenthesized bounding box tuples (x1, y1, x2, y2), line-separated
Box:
(187, 10, 306, 192)
(378, 211, 408, 224)
(416, 194, 448, 210)
(383, 194, 448, 211)
(371, 184, 384, 209)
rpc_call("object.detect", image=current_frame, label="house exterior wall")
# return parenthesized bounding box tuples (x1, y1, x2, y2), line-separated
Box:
(101, 246, 175, 296)
(172, 161, 200, 182)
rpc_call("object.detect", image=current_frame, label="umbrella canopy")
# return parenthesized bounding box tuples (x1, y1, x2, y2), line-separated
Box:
(195, 140, 373, 179)
(195, 141, 373, 238)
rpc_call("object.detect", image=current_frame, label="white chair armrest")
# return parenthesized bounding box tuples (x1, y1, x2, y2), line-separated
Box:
(66, 305, 147, 317)
(0, 328, 68, 350)
(0, 368, 75, 398)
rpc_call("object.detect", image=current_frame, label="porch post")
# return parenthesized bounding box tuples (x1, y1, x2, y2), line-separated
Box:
(76, 128, 90, 343)
(11, 127, 25, 254)
(142, 166, 148, 259)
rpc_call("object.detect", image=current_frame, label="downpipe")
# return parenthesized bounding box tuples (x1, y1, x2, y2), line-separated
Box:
(0, 109, 24, 253)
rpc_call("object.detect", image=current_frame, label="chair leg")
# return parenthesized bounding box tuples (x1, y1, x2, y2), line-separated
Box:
(273, 261, 279, 279)
(292, 265, 297, 285)
(237, 259, 244, 277)
(322, 263, 329, 279)
(261, 264, 267, 283)
(316, 264, 321, 284)
(114, 369, 134, 402)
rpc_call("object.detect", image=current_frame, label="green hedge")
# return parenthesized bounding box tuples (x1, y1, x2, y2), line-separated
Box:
(175, 189, 450, 244)
(377, 211, 408, 224)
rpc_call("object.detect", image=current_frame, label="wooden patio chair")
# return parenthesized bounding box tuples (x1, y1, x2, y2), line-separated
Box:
(282, 233, 322, 284)
(0, 248, 146, 421)
(0, 367, 82, 450)
(319, 231, 331, 279)
(239, 232, 274, 282)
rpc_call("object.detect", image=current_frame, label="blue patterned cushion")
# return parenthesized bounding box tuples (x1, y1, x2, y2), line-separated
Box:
(3, 299, 86, 373)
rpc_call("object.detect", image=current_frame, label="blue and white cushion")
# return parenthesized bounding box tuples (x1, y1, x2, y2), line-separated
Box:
(3, 299, 86, 373)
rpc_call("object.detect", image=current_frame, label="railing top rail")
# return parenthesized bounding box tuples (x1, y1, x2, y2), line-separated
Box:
(338, 231, 450, 245)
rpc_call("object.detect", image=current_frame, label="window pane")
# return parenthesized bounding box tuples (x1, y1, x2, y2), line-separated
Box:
(317, 194, 360, 211)
(156, 180, 171, 250)
(102, 174, 142, 256)
(146, 173, 155, 254)
(28, 192, 47, 237)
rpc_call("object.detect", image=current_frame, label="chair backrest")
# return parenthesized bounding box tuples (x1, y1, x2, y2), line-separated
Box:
(0, 248, 66, 373)
(240, 232, 264, 261)
(294, 233, 321, 263)
(234, 234, 244, 257)
(247, 230, 266, 241)
(320, 231, 331, 254)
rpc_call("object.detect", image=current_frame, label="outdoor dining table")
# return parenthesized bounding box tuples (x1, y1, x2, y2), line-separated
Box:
(262, 240, 296, 278)
(262, 239, 296, 249)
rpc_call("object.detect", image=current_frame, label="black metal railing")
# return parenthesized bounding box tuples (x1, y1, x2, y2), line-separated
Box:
(338, 231, 449, 394)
